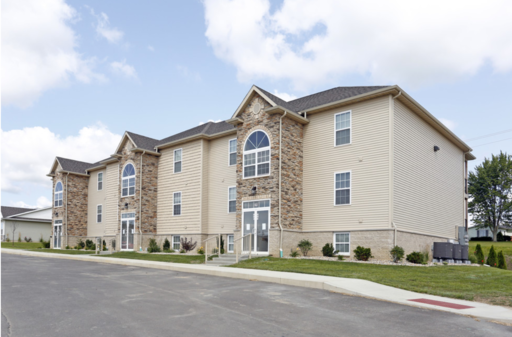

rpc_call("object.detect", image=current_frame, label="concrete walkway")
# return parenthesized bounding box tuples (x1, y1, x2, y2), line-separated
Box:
(4, 249, 512, 325)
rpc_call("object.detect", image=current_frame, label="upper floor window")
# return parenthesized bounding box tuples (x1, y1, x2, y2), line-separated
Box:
(229, 139, 237, 166)
(54, 181, 63, 207)
(228, 186, 236, 213)
(174, 149, 182, 173)
(243, 130, 270, 178)
(173, 192, 182, 216)
(97, 205, 102, 223)
(97, 172, 103, 191)
(335, 111, 351, 146)
(122, 164, 135, 197)
(335, 172, 351, 205)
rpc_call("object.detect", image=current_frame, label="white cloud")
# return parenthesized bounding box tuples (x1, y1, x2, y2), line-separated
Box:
(199, 119, 222, 125)
(90, 9, 124, 44)
(204, 0, 512, 89)
(110, 60, 137, 78)
(2, 0, 105, 108)
(148, 45, 155, 52)
(10, 196, 52, 209)
(273, 90, 297, 102)
(438, 118, 457, 131)
(1, 123, 122, 194)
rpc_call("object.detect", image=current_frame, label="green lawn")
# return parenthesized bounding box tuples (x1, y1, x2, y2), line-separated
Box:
(469, 241, 512, 270)
(232, 257, 512, 306)
(2, 242, 43, 249)
(98, 251, 205, 264)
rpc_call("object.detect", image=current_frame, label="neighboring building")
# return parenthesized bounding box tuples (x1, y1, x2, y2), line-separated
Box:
(1, 206, 52, 242)
(46, 85, 475, 259)
(468, 226, 512, 240)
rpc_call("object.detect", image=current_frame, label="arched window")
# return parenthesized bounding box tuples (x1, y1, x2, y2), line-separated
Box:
(122, 163, 136, 197)
(243, 130, 270, 178)
(54, 182, 63, 207)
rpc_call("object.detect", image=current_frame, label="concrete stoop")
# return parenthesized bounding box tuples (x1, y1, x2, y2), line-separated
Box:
(207, 254, 249, 266)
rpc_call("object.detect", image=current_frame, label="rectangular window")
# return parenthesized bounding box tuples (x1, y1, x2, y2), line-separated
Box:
(173, 235, 181, 250)
(228, 187, 236, 213)
(55, 192, 63, 207)
(97, 205, 102, 223)
(334, 233, 350, 255)
(97, 172, 103, 191)
(228, 235, 234, 253)
(229, 139, 237, 166)
(335, 172, 351, 205)
(244, 150, 270, 178)
(174, 149, 182, 173)
(335, 111, 351, 146)
(173, 192, 182, 216)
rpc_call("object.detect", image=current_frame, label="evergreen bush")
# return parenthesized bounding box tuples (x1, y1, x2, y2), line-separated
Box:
(390, 246, 404, 262)
(474, 244, 485, 265)
(406, 251, 423, 264)
(298, 239, 313, 256)
(147, 238, 161, 253)
(163, 238, 171, 251)
(354, 246, 373, 261)
(322, 243, 338, 257)
(497, 251, 507, 270)
(486, 245, 497, 267)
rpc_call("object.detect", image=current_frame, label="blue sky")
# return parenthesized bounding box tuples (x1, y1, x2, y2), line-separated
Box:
(2, 0, 512, 208)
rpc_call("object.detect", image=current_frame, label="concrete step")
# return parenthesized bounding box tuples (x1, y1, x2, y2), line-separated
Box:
(206, 254, 249, 266)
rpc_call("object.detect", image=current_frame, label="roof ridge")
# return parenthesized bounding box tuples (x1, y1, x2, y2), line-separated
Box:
(56, 156, 94, 165)
(202, 122, 213, 134)
(126, 131, 159, 141)
(286, 85, 389, 104)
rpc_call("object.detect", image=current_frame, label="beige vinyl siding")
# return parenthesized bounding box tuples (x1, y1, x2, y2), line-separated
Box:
(201, 140, 209, 232)
(87, 170, 106, 236)
(104, 163, 119, 236)
(303, 96, 391, 231)
(393, 100, 463, 238)
(157, 140, 202, 233)
(206, 135, 237, 233)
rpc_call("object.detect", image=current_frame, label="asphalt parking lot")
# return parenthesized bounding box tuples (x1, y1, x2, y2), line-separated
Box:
(1, 254, 510, 336)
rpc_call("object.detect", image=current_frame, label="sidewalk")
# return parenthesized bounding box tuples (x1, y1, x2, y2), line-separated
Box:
(4, 249, 512, 324)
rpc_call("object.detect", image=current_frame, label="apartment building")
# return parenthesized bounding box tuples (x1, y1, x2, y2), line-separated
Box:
(47, 85, 475, 259)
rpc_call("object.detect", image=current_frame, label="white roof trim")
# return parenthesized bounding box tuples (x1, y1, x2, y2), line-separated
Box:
(5, 206, 52, 219)
(231, 85, 277, 119)
(114, 132, 137, 154)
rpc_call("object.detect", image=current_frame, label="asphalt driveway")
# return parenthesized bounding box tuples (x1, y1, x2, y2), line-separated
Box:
(1, 254, 510, 336)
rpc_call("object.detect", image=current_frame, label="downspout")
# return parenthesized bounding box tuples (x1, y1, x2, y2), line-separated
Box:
(139, 151, 146, 251)
(390, 91, 401, 248)
(392, 91, 402, 100)
(65, 172, 69, 247)
(279, 111, 287, 257)
(391, 222, 397, 247)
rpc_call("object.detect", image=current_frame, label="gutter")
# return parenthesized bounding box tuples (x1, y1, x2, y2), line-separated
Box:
(155, 129, 237, 151)
(278, 111, 287, 257)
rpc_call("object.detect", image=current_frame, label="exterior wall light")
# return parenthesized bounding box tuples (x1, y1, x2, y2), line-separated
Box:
(434, 146, 440, 152)
(124, 203, 129, 209)
(251, 186, 257, 195)
(55, 212, 58, 217)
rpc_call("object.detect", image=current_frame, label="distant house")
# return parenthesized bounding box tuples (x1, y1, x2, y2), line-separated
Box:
(1, 206, 52, 242)
(468, 226, 512, 239)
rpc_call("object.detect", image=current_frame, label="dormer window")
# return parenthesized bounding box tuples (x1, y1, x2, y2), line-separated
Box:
(243, 130, 270, 178)
(122, 163, 136, 197)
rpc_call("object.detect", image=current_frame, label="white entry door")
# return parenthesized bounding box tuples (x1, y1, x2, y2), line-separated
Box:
(242, 200, 269, 253)
(121, 213, 135, 250)
(53, 221, 62, 249)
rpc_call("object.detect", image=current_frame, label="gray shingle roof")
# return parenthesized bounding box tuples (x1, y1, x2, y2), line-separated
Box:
(256, 85, 391, 113)
(56, 157, 95, 174)
(8, 216, 52, 223)
(156, 121, 235, 147)
(126, 131, 160, 151)
(1, 206, 36, 218)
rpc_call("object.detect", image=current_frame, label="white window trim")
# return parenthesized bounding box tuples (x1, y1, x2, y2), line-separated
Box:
(121, 163, 136, 198)
(333, 232, 350, 256)
(97, 172, 104, 191)
(228, 186, 236, 213)
(96, 204, 103, 223)
(243, 130, 271, 179)
(172, 235, 181, 250)
(54, 181, 63, 208)
(334, 170, 352, 206)
(227, 234, 234, 253)
(334, 110, 352, 147)
(174, 148, 183, 174)
(228, 138, 237, 166)
(173, 191, 182, 216)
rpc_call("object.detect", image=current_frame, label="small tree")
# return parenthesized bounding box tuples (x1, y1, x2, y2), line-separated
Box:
(147, 238, 161, 253)
(11, 221, 19, 247)
(390, 246, 405, 263)
(180, 237, 197, 252)
(497, 251, 507, 270)
(474, 244, 485, 264)
(163, 238, 171, 251)
(297, 239, 313, 256)
(486, 245, 497, 267)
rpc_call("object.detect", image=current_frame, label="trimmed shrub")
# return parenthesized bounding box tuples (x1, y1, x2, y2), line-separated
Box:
(354, 246, 373, 261)
(468, 253, 478, 264)
(77, 239, 85, 249)
(322, 243, 338, 257)
(390, 245, 404, 263)
(179, 249, 186, 254)
(147, 238, 161, 253)
(85, 239, 96, 250)
(406, 251, 423, 264)
(163, 238, 171, 251)
(337, 255, 345, 261)
(298, 239, 313, 256)
(497, 251, 507, 270)
(474, 244, 485, 265)
(486, 245, 497, 267)
(41, 239, 50, 249)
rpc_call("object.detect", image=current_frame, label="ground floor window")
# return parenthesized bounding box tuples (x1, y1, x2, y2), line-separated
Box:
(172, 235, 180, 250)
(334, 232, 350, 255)
(227, 235, 234, 252)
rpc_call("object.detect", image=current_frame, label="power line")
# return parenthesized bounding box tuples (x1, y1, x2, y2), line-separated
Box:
(472, 137, 512, 148)
(466, 128, 512, 142)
